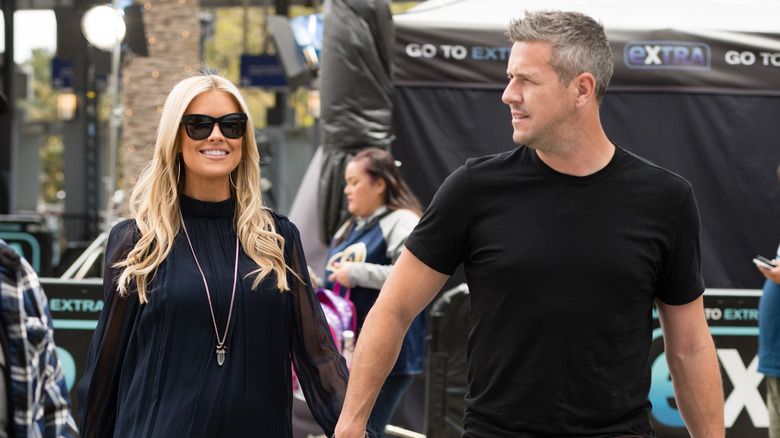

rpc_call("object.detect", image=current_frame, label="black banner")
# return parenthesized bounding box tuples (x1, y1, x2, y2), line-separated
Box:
(391, 79, 780, 291)
(395, 25, 780, 94)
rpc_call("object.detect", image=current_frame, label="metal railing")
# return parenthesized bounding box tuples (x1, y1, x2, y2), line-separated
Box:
(59, 231, 107, 280)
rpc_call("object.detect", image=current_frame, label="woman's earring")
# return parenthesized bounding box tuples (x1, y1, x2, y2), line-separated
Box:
(176, 153, 182, 187)
(229, 171, 238, 190)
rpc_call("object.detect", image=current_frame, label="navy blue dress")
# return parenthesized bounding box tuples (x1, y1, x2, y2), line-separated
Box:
(77, 196, 352, 438)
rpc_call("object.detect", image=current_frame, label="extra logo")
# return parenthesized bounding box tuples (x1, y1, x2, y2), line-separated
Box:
(651, 326, 765, 432)
(650, 292, 766, 437)
(624, 41, 711, 70)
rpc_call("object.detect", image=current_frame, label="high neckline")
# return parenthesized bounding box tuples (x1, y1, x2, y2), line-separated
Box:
(180, 194, 235, 218)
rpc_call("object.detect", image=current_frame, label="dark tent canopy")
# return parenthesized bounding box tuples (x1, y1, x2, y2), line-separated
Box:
(391, 0, 780, 290)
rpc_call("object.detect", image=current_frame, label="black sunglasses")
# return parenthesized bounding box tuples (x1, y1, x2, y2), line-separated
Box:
(180, 112, 248, 140)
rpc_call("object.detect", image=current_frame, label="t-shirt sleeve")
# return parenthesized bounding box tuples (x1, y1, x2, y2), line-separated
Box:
(405, 165, 471, 276)
(655, 186, 705, 305)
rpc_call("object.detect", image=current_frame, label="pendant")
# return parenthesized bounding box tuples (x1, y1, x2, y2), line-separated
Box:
(216, 346, 226, 366)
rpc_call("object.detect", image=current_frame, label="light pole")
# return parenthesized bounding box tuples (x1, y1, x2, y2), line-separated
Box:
(81, 2, 126, 234)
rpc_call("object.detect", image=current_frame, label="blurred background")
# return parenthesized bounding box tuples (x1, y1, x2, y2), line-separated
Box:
(0, 0, 420, 276)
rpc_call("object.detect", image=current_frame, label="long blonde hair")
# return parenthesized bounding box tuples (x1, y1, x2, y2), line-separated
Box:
(116, 73, 289, 303)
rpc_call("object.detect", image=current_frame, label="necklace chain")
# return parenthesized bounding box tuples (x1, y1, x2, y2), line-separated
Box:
(180, 211, 239, 366)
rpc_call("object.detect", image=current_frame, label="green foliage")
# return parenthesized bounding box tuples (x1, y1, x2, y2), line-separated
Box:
(202, 7, 275, 128)
(40, 135, 65, 205)
(198, 3, 422, 130)
(202, 6, 326, 130)
(17, 47, 57, 121)
(390, 2, 422, 13)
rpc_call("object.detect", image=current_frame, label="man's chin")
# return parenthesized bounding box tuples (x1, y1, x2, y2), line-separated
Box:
(512, 132, 526, 145)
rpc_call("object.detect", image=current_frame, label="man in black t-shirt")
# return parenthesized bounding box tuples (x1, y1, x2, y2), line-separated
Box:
(334, 10, 724, 438)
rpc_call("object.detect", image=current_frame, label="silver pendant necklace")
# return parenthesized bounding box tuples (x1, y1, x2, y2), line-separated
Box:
(180, 211, 239, 367)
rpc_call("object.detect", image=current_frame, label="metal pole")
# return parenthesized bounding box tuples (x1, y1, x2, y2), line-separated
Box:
(1, 0, 17, 214)
(104, 0, 123, 233)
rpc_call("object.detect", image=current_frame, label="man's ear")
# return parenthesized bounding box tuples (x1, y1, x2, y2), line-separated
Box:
(573, 72, 597, 107)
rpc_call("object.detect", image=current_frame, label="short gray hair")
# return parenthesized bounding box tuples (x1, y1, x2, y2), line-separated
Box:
(507, 10, 614, 102)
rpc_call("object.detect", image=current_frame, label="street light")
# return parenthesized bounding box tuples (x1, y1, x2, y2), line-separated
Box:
(57, 92, 78, 121)
(81, 5, 126, 51)
(81, 3, 125, 234)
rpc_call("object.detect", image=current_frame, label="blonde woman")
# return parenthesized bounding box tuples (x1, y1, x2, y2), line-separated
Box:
(76, 73, 364, 438)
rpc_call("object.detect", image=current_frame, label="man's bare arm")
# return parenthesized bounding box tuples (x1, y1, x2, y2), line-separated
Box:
(656, 295, 724, 437)
(334, 248, 449, 438)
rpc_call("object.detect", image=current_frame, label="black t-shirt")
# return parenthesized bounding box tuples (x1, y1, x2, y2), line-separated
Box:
(405, 145, 704, 437)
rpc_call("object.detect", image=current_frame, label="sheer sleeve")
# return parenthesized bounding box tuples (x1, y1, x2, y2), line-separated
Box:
(280, 215, 377, 438)
(76, 219, 140, 438)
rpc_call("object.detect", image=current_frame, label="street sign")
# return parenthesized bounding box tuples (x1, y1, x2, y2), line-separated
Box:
(240, 54, 287, 89)
(52, 57, 73, 89)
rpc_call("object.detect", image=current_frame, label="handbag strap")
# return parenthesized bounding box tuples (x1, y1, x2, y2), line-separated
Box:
(332, 283, 357, 333)
(333, 282, 351, 301)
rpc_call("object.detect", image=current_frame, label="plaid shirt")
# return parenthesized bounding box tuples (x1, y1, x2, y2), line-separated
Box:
(0, 240, 79, 437)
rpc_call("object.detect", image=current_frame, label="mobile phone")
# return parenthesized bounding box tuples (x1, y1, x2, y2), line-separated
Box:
(754, 255, 777, 269)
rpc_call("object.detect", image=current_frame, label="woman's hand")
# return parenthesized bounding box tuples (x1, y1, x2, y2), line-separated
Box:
(328, 262, 354, 288)
(756, 258, 780, 284)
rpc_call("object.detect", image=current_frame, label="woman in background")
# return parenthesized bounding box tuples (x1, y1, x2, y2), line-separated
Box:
(324, 148, 424, 437)
(77, 72, 365, 438)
